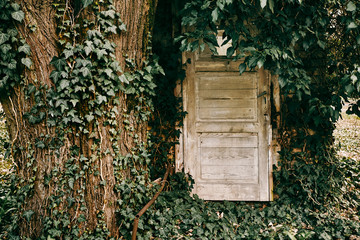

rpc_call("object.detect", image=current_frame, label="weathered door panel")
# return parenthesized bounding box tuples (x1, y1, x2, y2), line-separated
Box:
(182, 52, 271, 201)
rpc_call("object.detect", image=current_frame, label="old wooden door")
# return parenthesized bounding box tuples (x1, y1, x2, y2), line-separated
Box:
(181, 46, 271, 201)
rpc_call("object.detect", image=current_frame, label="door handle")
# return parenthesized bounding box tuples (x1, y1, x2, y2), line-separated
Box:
(257, 91, 267, 98)
(258, 91, 268, 112)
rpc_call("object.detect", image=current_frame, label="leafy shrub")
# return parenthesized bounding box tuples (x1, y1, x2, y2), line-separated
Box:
(0, 174, 18, 238)
(122, 175, 360, 239)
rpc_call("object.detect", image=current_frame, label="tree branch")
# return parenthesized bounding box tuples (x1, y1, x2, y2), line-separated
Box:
(131, 164, 171, 240)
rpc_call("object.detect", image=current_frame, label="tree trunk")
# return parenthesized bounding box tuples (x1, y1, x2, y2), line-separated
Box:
(0, 0, 157, 238)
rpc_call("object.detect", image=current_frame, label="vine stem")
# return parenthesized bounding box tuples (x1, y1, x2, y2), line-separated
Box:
(131, 164, 171, 240)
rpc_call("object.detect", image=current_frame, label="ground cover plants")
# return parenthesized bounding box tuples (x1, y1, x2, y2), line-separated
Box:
(0, 125, 359, 239)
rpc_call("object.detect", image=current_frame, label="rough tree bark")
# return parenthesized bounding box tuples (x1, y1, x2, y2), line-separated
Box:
(0, 0, 158, 238)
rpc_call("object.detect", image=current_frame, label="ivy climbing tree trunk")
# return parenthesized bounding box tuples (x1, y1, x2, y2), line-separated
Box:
(0, 0, 158, 238)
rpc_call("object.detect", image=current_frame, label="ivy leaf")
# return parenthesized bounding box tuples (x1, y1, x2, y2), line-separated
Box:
(21, 58, 32, 69)
(84, 46, 92, 56)
(11, 3, 20, 11)
(60, 104, 68, 113)
(80, 67, 91, 77)
(7, 29, 18, 37)
(144, 66, 152, 73)
(0, 33, 10, 45)
(18, 44, 31, 55)
(107, 89, 115, 96)
(248, 56, 258, 68)
(60, 71, 68, 78)
(8, 59, 17, 70)
(103, 9, 115, 19)
(268, 0, 274, 12)
(144, 74, 152, 81)
(317, 40, 326, 49)
(119, 23, 127, 32)
(95, 49, 107, 59)
(119, 74, 129, 84)
(103, 41, 114, 51)
(211, 8, 219, 23)
(350, 75, 358, 86)
(97, 95, 107, 104)
(35, 141, 46, 149)
(104, 68, 113, 77)
(226, 47, 235, 58)
(148, 82, 156, 90)
(82, 0, 93, 8)
(23, 210, 34, 222)
(11, 10, 24, 22)
(303, 41, 310, 50)
(59, 80, 70, 89)
(82, 59, 91, 67)
(51, 57, 66, 70)
(346, 1, 356, 12)
(260, 0, 267, 8)
(285, 231, 297, 240)
(77, 214, 86, 223)
(70, 99, 79, 107)
(206, 223, 215, 233)
(278, 76, 286, 88)
(28, 115, 37, 124)
(348, 22, 357, 29)
(63, 49, 73, 59)
(216, 1, 225, 10)
(107, 25, 117, 34)
(67, 197, 75, 208)
(239, 63, 247, 74)
(319, 232, 332, 240)
(68, 178, 74, 189)
(257, 58, 265, 69)
(89, 84, 95, 92)
(0, 44, 11, 54)
(85, 114, 94, 122)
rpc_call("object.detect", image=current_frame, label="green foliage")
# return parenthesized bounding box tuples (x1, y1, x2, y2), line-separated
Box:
(0, 0, 359, 239)
(0, 2, 19, 234)
(178, 0, 360, 206)
(114, 173, 359, 239)
(0, 1, 30, 96)
(0, 174, 19, 238)
(168, 0, 360, 239)
(37, 1, 163, 238)
(0, 0, 163, 238)
(149, 0, 186, 178)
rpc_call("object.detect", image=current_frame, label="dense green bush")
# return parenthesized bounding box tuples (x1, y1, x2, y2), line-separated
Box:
(111, 169, 360, 239)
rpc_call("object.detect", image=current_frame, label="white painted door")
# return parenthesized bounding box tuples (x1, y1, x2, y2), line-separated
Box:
(182, 51, 271, 201)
